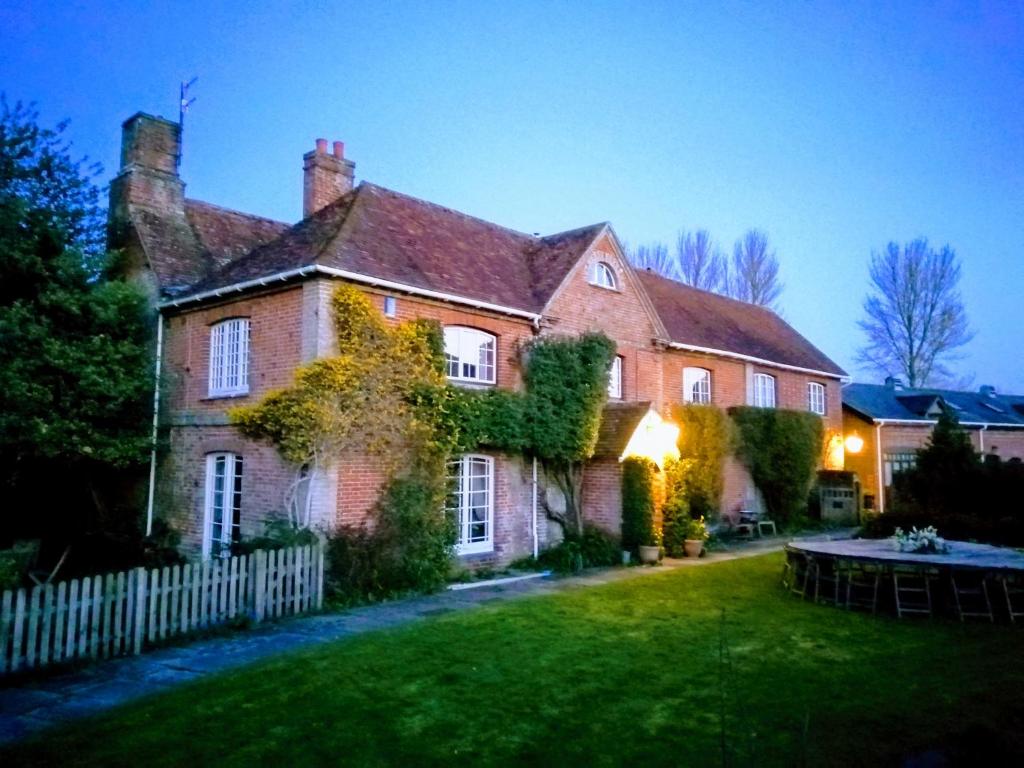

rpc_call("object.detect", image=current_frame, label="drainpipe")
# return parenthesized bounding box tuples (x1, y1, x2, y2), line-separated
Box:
(874, 422, 884, 514)
(979, 425, 987, 455)
(145, 313, 164, 537)
(532, 457, 539, 559)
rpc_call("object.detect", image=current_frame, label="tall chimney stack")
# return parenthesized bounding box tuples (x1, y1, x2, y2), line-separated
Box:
(109, 112, 186, 222)
(303, 138, 355, 218)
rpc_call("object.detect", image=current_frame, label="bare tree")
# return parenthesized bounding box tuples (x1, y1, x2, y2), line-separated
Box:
(857, 239, 972, 388)
(628, 241, 678, 279)
(728, 229, 783, 307)
(676, 229, 726, 291)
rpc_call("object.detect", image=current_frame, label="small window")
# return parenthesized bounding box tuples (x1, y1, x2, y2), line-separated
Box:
(208, 318, 250, 397)
(447, 455, 494, 554)
(204, 452, 243, 558)
(444, 327, 496, 385)
(683, 367, 712, 404)
(807, 382, 826, 415)
(607, 356, 623, 399)
(883, 451, 916, 488)
(590, 261, 617, 290)
(753, 373, 776, 408)
(383, 295, 397, 318)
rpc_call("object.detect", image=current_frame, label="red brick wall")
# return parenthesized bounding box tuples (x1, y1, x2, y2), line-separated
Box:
(583, 459, 623, 535)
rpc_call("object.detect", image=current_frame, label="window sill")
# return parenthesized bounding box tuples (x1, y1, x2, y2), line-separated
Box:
(587, 282, 620, 292)
(456, 543, 494, 557)
(448, 379, 496, 390)
(204, 391, 250, 402)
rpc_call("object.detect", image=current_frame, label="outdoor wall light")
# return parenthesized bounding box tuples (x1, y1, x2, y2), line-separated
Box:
(844, 433, 865, 454)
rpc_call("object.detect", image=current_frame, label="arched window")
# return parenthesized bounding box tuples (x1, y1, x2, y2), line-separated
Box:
(590, 261, 617, 289)
(204, 452, 243, 558)
(444, 326, 496, 384)
(683, 367, 712, 404)
(208, 318, 250, 397)
(807, 382, 826, 415)
(753, 373, 776, 408)
(447, 454, 494, 554)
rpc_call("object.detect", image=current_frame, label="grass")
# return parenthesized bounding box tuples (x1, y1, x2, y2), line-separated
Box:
(3, 553, 1023, 766)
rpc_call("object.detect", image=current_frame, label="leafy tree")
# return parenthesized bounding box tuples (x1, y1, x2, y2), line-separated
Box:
(524, 332, 616, 537)
(892, 410, 979, 519)
(857, 239, 972, 387)
(0, 99, 152, 545)
(728, 229, 783, 308)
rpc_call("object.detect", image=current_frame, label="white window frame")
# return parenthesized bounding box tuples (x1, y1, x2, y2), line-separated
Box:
(208, 318, 250, 397)
(203, 452, 243, 558)
(683, 367, 712, 404)
(444, 326, 497, 385)
(447, 454, 494, 555)
(753, 373, 776, 408)
(590, 261, 617, 290)
(383, 295, 397, 318)
(607, 355, 623, 399)
(807, 382, 826, 415)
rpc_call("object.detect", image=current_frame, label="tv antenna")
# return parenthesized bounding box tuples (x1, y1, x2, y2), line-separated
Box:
(177, 76, 198, 170)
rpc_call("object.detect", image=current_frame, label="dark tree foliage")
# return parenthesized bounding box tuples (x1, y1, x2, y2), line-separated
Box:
(0, 99, 152, 550)
(730, 407, 822, 525)
(621, 457, 657, 551)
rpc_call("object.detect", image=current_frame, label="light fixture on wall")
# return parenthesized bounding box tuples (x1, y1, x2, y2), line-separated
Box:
(844, 432, 864, 454)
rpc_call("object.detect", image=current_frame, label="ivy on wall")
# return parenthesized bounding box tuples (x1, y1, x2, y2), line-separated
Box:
(621, 457, 658, 550)
(729, 406, 823, 525)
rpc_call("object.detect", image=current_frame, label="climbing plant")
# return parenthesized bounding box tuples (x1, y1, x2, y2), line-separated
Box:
(729, 406, 823, 525)
(621, 457, 658, 551)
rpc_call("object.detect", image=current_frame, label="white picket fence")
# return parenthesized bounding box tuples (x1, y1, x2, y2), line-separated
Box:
(0, 543, 324, 676)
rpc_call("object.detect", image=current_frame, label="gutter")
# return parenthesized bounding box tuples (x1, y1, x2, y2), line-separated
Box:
(159, 264, 543, 321)
(871, 418, 1024, 429)
(666, 341, 847, 381)
(145, 313, 164, 537)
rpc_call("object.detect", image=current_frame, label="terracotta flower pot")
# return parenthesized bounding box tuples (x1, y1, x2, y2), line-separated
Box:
(638, 545, 660, 564)
(684, 539, 704, 558)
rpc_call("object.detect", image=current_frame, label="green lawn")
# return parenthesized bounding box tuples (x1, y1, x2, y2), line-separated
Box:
(4, 554, 1023, 766)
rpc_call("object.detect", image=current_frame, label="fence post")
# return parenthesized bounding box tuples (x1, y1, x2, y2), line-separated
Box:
(254, 550, 266, 623)
(0, 589, 11, 674)
(316, 539, 325, 611)
(133, 567, 147, 655)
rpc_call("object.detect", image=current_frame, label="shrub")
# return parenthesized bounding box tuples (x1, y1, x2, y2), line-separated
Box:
(621, 457, 658, 550)
(578, 526, 621, 567)
(669, 405, 732, 519)
(661, 490, 691, 558)
(730, 407, 823, 526)
(532, 526, 620, 574)
(233, 518, 320, 556)
(325, 469, 454, 604)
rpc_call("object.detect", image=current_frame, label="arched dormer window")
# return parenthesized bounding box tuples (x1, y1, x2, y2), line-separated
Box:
(444, 326, 496, 385)
(590, 261, 617, 290)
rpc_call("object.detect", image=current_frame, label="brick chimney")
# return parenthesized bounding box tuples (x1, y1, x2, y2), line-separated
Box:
(108, 113, 186, 223)
(303, 139, 354, 218)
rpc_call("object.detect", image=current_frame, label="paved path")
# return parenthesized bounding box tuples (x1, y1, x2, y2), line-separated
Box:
(0, 535, 828, 744)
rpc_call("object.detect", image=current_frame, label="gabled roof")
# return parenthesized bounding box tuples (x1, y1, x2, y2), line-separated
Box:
(635, 270, 846, 377)
(186, 183, 603, 314)
(843, 383, 1024, 427)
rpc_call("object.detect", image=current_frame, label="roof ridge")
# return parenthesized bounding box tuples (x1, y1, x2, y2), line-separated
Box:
(185, 198, 289, 227)
(638, 268, 782, 318)
(541, 222, 609, 241)
(359, 181, 539, 242)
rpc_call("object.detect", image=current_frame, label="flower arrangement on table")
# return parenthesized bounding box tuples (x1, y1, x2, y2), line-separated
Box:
(892, 526, 949, 554)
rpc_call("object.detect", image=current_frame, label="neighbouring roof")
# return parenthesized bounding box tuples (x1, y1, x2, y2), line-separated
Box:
(183, 183, 605, 314)
(635, 270, 846, 377)
(593, 402, 653, 458)
(843, 383, 1024, 427)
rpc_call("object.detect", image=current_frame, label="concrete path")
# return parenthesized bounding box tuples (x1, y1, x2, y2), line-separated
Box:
(0, 534, 828, 744)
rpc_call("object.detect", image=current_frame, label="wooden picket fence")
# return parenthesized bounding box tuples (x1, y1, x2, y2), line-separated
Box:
(0, 543, 324, 676)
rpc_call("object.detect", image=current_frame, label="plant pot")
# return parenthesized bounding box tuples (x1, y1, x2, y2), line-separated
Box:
(684, 539, 704, 558)
(638, 545, 660, 564)
(621, 550, 632, 565)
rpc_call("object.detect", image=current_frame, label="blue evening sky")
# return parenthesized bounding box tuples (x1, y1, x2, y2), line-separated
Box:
(3, 1, 1022, 390)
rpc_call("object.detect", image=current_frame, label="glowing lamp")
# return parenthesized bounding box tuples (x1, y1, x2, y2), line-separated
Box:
(620, 409, 680, 469)
(844, 433, 864, 454)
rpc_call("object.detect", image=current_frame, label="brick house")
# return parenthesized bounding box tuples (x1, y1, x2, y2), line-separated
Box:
(843, 380, 1024, 513)
(110, 112, 846, 566)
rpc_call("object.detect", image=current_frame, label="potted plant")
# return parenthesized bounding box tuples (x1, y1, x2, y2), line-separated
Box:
(683, 516, 708, 558)
(638, 530, 661, 564)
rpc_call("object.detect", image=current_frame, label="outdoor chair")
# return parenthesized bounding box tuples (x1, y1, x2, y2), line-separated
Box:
(782, 548, 811, 598)
(999, 575, 1024, 624)
(806, 555, 841, 605)
(739, 509, 776, 537)
(840, 559, 881, 613)
(28, 545, 71, 587)
(892, 565, 939, 619)
(722, 508, 755, 538)
(949, 571, 994, 623)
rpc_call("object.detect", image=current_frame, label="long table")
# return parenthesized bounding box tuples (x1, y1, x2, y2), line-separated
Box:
(786, 537, 1024, 574)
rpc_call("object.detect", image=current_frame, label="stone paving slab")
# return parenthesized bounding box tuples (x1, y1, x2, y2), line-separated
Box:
(0, 536, 792, 745)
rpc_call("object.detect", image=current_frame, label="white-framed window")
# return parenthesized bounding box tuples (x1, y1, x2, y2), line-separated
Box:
(447, 455, 494, 555)
(883, 451, 916, 488)
(383, 295, 397, 318)
(683, 367, 712, 404)
(208, 318, 250, 397)
(444, 326, 496, 385)
(607, 355, 623, 399)
(807, 382, 826, 415)
(590, 261, 617, 289)
(203, 452, 243, 558)
(753, 373, 776, 408)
